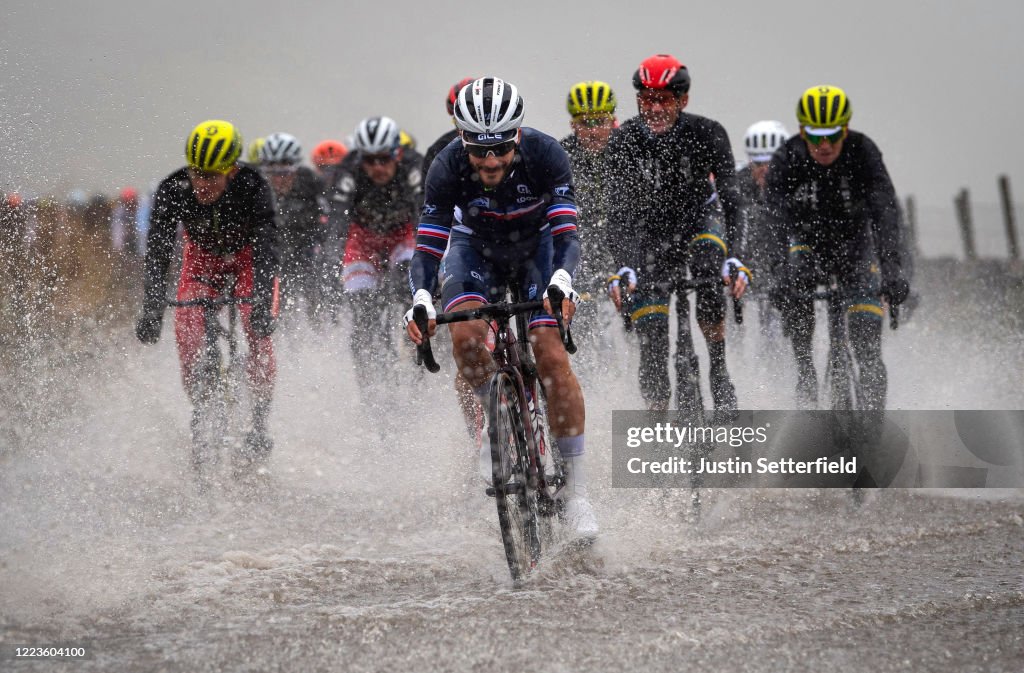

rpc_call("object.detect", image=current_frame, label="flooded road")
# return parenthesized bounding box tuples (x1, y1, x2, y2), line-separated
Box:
(2, 266, 1022, 671)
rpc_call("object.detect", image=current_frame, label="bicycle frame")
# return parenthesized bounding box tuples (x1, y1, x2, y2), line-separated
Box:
(168, 274, 252, 485)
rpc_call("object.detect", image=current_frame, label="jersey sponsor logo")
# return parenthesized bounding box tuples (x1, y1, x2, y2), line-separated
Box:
(471, 270, 484, 282)
(517, 184, 530, 194)
(423, 204, 438, 215)
(793, 181, 819, 208)
(528, 284, 538, 300)
(553, 185, 571, 197)
(469, 197, 491, 209)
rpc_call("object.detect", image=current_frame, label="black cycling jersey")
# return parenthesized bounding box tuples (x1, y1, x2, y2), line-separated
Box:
(422, 129, 460, 176)
(274, 166, 329, 260)
(143, 165, 278, 307)
(559, 134, 616, 278)
(329, 149, 424, 235)
(764, 130, 903, 280)
(604, 112, 744, 272)
(736, 164, 775, 279)
(410, 126, 581, 295)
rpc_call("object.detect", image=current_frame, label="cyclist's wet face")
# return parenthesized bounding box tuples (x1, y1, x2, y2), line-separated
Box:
(803, 128, 846, 166)
(571, 115, 615, 153)
(465, 140, 517, 187)
(637, 90, 686, 135)
(750, 161, 770, 189)
(361, 152, 400, 185)
(188, 169, 230, 205)
(802, 133, 843, 165)
(261, 163, 297, 196)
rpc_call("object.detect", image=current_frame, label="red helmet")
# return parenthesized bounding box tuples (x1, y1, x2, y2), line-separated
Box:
(633, 54, 690, 95)
(119, 187, 138, 202)
(311, 139, 348, 168)
(446, 77, 476, 116)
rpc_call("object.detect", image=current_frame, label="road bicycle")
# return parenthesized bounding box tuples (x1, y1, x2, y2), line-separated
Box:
(168, 274, 252, 491)
(784, 280, 900, 497)
(620, 276, 743, 518)
(413, 285, 575, 582)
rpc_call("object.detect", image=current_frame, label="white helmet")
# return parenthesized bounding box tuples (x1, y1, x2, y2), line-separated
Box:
(259, 132, 302, 164)
(353, 116, 401, 155)
(453, 76, 525, 141)
(744, 120, 790, 162)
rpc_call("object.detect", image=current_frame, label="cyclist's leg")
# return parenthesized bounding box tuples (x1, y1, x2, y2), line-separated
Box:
(523, 240, 596, 538)
(173, 239, 219, 403)
(844, 263, 887, 411)
(440, 241, 499, 481)
(235, 247, 278, 458)
(342, 223, 387, 381)
(630, 285, 672, 412)
(690, 223, 735, 415)
(783, 243, 819, 408)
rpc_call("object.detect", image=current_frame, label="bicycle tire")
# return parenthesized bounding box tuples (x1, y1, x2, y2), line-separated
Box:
(190, 356, 227, 489)
(489, 369, 541, 582)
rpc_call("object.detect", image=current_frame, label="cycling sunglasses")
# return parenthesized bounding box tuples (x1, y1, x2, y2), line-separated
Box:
(573, 115, 613, 128)
(463, 139, 518, 158)
(360, 152, 397, 166)
(804, 128, 845, 145)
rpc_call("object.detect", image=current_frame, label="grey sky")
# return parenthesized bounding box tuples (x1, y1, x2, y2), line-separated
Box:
(2, 0, 1021, 211)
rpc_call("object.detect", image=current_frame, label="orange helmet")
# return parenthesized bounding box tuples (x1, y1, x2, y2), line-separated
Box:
(311, 139, 348, 168)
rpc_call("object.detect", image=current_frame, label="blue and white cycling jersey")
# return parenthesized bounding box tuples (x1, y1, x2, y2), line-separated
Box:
(409, 127, 581, 298)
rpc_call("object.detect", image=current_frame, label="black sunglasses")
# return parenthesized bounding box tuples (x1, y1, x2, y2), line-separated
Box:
(463, 139, 517, 158)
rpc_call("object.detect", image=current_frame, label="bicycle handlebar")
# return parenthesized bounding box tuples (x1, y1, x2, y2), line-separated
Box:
(167, 296, 253, 308)
(619, 276, 743, 329)
(413, 285, 576, 373)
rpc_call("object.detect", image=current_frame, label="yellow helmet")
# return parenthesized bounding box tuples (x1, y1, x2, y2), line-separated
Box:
(186, 120, 243, 173)
(566, 81, 617, 118)
(796, 85, 852, 129)
(399, 130, 416, 151)
(246, 137, 266, 164)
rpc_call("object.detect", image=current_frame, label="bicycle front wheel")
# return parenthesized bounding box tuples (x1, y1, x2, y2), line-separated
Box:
(489, 370, 541, 582)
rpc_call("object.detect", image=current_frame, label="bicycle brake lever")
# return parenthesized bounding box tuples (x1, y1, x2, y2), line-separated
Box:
(413, 305, 440, 373)
(545, 285, 577, 354)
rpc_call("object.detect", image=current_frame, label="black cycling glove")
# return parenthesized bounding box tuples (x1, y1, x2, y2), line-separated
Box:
(250, 300, 276, 339)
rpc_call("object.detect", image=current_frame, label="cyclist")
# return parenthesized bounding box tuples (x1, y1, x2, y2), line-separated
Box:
(604, 54, 749, 417)
(765, 85, 908, 409)
(738, 120, 790, 341)
(559, 81, 619, 365)
(246, 137, 266, 166)
(110, 187, 141, 258)
(422, 77, 476, 174)
(330, 116, 423, 385)
(258, 132, 331, 322)
(404, 76, 597, 539)
(136, 119, 280, 463)
(311, 139, 349, 182)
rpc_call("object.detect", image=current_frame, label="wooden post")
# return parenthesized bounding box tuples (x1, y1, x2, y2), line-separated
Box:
(903, 195, 919, 259)
(955, 188, 977, 261)
(998, 175, 1020, 260)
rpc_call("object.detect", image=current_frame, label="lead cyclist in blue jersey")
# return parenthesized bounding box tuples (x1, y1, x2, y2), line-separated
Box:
(405, 77, 597, 539)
